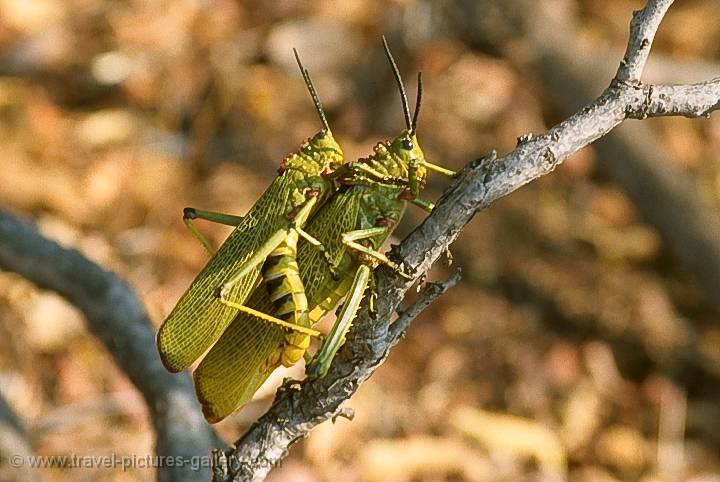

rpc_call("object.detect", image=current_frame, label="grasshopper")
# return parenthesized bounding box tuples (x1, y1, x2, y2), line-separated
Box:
(157, 51, 345, 373)
(193, 38, 456, 422)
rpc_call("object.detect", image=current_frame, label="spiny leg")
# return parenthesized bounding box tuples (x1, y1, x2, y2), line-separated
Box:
(291, 198, 333, 259)
(297, 225, 341, 278)
(349, 162, 393, 183)
(219, 299, 322, 338)
(289, 196, 347, 278)
(183, 207, 245, 256)
(307, 264, 371, 377)
(216, 228, 289, 300)
(295, 225, 322, 247)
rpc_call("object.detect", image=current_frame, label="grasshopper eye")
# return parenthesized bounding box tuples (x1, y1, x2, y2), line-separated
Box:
(317, 131, 326, 139)
(401, 139, 413, 150)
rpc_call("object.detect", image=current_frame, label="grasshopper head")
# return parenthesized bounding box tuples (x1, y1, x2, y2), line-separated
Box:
(388, 130, 427, 190)
(306, 129, 344, 173)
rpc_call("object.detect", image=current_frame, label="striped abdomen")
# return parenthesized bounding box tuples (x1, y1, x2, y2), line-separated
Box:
(261, 229, 312, 367)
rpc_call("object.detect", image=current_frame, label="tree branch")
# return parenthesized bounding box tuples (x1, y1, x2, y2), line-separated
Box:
(386, 270, 462, 345)
(216, 1, 719, 479)
(0, 208, 223, 482)
(632, 80, 720, 118)
(615, 0, 673, 84)
(213, 1, 720, 479)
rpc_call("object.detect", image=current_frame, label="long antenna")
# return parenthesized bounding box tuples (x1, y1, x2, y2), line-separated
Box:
(293, 48, 331, 132)
(411, 72, 422, 135)
(382, 36, 412, 131)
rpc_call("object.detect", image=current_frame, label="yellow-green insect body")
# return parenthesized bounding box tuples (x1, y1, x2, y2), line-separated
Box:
(269, 132, 430, 369)
(156, 54, 345, 373)
(305, 130, 427, 377)
(193, 128, 432, 422)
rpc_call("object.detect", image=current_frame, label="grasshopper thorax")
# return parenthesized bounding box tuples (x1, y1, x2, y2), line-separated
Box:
(279, 129, 344, 176)
(307, 129, 344, 173)
(362, 130, 428, 196)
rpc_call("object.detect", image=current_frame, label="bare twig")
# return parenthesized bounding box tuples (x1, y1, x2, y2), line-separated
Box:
(634, 80, 720, 118)
(213, 1, 720, 480)
(387, 270, 462, 344)
(615, 0, 674, 84)
(0, 208, 222, 482)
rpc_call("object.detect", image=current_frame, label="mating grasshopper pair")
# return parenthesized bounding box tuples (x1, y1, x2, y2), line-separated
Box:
(157, 39, 455, 422)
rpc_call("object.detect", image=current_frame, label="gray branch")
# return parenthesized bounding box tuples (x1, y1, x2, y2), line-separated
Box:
(633, 80, 720, 118)
(614, 0, 673, 84)
(0, 209, 222, 482)
(387, 270, 462, 345)
(214, 1, 720, 480)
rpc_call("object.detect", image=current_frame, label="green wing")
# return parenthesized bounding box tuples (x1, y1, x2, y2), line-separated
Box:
(192, 286, 284, 423)
(194, 190, 361, 422)
(157, 174, 294, 372)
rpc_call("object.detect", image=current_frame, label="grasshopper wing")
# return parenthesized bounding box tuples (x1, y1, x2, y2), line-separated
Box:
(193, 287, 285, 423)
(194, 191, 361, 422)
(157, 175, 294, 372)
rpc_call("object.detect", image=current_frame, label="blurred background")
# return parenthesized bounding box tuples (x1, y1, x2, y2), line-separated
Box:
(0, 0, 719, 481)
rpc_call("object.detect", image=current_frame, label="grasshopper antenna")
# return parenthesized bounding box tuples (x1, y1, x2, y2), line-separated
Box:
(382, 36, 412, 131)
(294, 48, 331, 133)
(411, 72, 422, 135)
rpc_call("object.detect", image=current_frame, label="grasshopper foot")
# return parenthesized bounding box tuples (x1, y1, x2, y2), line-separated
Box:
(386, 253, 415, 280)
(396, 266, 414, 280)
(183, 207, 197, 220)
(306, 358, 328, 378)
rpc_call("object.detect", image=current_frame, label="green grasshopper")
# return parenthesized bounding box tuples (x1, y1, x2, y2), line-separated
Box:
(157, 51, 345, 373)
(193, 39, 455, 422)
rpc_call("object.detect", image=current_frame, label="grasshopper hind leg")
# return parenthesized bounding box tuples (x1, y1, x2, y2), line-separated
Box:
(182, 207, 245, 256)
(307, 264, 372, 378)
(217, 298, 322, 338)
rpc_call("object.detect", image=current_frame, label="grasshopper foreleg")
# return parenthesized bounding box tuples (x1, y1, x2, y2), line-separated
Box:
(295, 225, 322, 246)
(341, 227, 413, 279)
(350, 162, 396, 182)
(297, 225, 342, 278)
(421, 161, 456, 178)
(215, 196, 331, 332)
(411, 198, 435, 213)
(215, 228, 289, 300)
